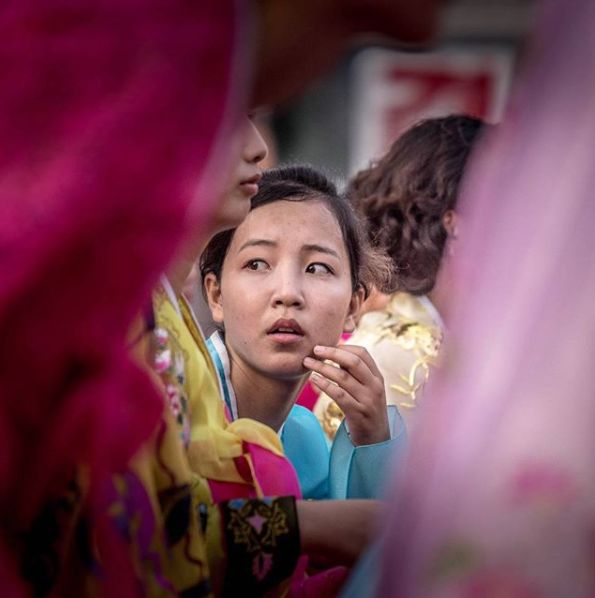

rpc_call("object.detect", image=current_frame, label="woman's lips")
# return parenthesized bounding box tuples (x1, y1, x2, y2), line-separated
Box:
(267, 331, 304, 345)
(239, 181, 259, 196)
(267, 318, 305, 345)
(239, 174, 262, 197)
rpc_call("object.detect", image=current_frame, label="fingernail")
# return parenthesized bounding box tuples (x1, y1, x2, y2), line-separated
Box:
(303, 357, 315, 366)
(313, 345, 326, 355)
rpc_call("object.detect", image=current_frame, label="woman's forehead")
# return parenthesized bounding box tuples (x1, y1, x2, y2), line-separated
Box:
(231, 199, 345, 249)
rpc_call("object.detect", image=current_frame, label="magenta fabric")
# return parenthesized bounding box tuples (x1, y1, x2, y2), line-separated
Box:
(247, 442, 303, 498)
(376, 0, 595, 595)
(289, 556, 348, 598)
(296, 381, 320, 411)
(0, 0, 245, 591)
(208, 442, 302, 503)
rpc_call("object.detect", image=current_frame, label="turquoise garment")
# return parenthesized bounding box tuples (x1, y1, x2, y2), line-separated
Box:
(329, 404, 405, 499)
(280, 405, 330, 499)
(282, 403, 406, 499)
(207, 330, 406, 499)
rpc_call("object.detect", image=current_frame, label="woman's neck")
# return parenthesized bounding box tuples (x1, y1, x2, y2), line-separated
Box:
(360, 286, 391, 316)
(166, 258, 193, 296)
(230, 359, 304, 432)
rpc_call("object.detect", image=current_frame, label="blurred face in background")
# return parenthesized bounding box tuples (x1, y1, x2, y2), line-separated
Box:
(174, 117, 267, 273)
(209, 117, 268, 234)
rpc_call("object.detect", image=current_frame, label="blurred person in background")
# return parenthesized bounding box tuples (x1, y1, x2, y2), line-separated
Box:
(344, 0, 595, 595)
(314, 115, 486, 438)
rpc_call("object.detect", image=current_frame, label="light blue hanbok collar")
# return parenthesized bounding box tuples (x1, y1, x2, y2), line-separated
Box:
(206, 330, 239, 420)
(206, 330, 288, 436)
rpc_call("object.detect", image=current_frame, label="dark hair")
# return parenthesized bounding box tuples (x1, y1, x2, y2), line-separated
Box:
(200, 165, 390, 296)
(348, 114, 486, 295)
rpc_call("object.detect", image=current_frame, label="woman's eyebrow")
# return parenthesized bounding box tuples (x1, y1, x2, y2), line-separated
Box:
(238, 238, 277, 252)
(302, 243, 340, 259)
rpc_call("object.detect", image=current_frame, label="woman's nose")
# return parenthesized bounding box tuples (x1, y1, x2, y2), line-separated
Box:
(271, 271, 304, 308)
(243, 119, 268, 165)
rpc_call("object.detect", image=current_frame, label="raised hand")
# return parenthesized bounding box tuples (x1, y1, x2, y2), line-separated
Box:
(303, 344, 390, 446)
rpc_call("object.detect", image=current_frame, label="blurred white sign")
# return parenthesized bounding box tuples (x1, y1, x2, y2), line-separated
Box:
(349, 47, 513, 174)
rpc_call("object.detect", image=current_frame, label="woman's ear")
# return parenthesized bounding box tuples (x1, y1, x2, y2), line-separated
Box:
(204, 272, 225, 324)
(343, 286, 365, 333)
(442, 209, 459, 239)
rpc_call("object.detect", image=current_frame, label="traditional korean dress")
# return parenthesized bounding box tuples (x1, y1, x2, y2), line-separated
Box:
(207, 330, 406, 500)
(152, 279, 347, 596)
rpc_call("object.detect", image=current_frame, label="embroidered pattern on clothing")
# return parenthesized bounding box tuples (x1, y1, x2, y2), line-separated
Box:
(220, 497, 299, 596)
(152, 289, 191, 446)
(375, 316, 442, 409)
(226, 499, 290, 555)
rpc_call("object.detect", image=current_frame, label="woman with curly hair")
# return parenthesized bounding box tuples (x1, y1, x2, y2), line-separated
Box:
(315, 115, 486, 436)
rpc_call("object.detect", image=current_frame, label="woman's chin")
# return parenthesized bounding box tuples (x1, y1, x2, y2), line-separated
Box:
(262, 361, 309, 382)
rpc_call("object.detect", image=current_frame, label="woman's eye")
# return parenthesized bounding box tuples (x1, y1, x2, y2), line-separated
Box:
(306, 262, 332, 275)
(245, 259, 268, 271)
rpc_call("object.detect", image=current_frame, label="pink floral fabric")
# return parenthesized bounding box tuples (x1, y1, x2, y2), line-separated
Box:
(376, 0, 595, 595)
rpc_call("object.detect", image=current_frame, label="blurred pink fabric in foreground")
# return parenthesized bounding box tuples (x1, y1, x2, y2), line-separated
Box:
(378, 0, 595, 595)
(0, 0, 243, 589)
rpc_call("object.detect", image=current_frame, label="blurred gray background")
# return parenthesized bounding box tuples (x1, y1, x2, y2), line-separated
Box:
(267, 0, 535, 186)
(191, 0, 536, 330)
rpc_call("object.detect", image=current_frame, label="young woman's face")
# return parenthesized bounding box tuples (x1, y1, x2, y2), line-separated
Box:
(206, 199, 361, 380)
